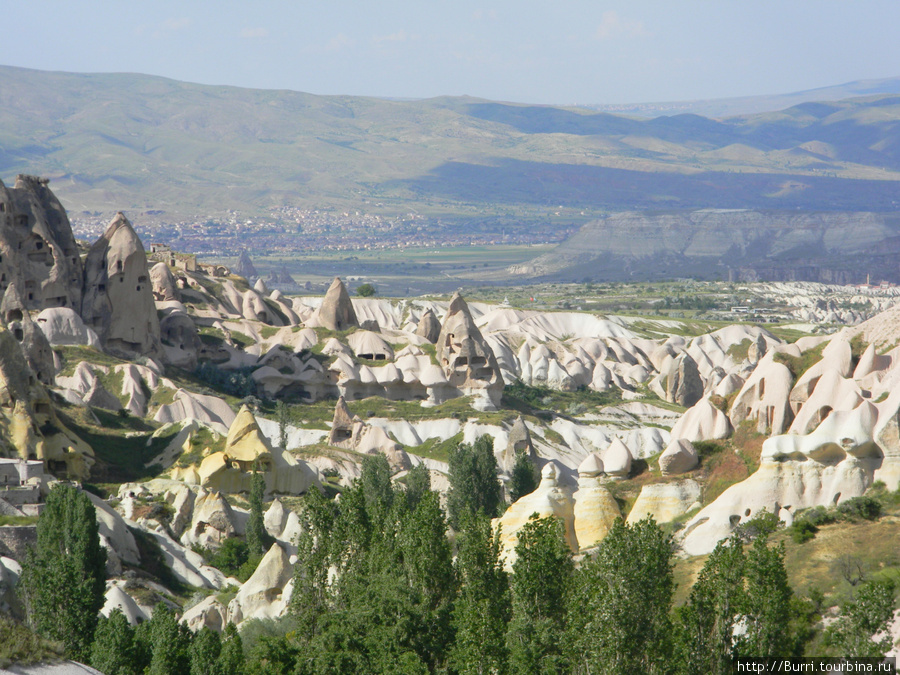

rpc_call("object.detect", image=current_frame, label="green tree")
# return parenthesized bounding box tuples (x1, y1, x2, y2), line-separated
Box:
(570, 517, 674, 675)
(276, 400, 289, 450)
(356, 283, 376, 297)
(738, 534, 793, 657)
(404, 462, 431, 512)
(291, 456, 456, 673)
(190, 627, 222, 675)
(246, 469, 272, 557)
(20, 484, 107, 661)
(447, 435, 503, 529)
(506, 515, 573, 674)
(508, 452, 538, 502)
(450, 514, 510, 675)
(217, 623, 245, 675)
(90, 609, 138, 675)
(146, 603, 193, 675)
(675, 536, 746, 675)
(826, 579, 896, 657)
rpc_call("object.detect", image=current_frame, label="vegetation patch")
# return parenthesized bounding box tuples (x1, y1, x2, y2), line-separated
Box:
(773, 343, 825, 379)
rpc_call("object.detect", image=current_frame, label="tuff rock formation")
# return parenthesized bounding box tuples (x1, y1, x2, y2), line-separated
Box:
(415, 308, 441, 343)
(0, 175, 84, 313)
(435, 293, 503, 410)
(235, 249, 259, 279)
(175, 406, 319, 495)
(316, 277, 359, 331)
(81, 212, 163, 360)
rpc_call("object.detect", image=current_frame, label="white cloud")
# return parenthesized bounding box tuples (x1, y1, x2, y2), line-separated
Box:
(240, 27, 269, 39)
(595, 10, 648, 40)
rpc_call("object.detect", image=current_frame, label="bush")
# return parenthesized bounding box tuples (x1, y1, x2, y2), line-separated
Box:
(356, 283, 376, 297)
(837, 495, 882, 521)
(802, 506, 837, 527)
(790, 519, 818, 544)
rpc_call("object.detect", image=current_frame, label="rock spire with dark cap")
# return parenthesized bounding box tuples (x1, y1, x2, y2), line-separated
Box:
(318, 277, 359, 331)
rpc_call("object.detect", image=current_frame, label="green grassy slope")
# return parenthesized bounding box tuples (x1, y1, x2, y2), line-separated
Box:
(2, 66, 900, 224)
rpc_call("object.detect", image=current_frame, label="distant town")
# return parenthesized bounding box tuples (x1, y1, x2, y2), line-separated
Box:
(70, 206, 577, 258)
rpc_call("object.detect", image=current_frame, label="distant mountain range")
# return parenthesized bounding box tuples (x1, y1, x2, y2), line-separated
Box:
(1, 65, 900, 232)
(587, 76, 900, 118)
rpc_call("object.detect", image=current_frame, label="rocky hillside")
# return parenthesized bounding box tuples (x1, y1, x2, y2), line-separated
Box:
(2, 66, 900, 227)
(510, 209, 900, 284)
(5, 180, 900, 659)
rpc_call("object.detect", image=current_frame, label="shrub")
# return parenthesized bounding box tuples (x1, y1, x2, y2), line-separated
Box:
(837, 495, 882, 521)
(790, 519, 818, 544)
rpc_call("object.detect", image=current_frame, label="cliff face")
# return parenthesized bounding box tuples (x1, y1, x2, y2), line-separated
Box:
(510, 210, 900, 283)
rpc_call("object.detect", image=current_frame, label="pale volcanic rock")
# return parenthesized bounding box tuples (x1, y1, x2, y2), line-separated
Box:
(81, 212, 163, 360)
(572, 470, 620, 550)
(626, 480, 701, 525)
(34, 307, 101, 347)
(494, 463, 578, 566)
(658, 438, 699, 475)
(577, 452, 604, 477)
(415, 308, 441, 343)
(0, 175, 84, 313)
(101, 584, 149, 626)
(181, 595, 229, 633)
(3, 285, 55, 386)
(180, 490, 239, 550)
(730, 353, 794, 434)
(192, 406, 319, 495)
(83, 378, 123, 412)
(315, 277, 359, 331)
(159, 311, 202, 370)
(600, 437, 632, 478)
(0, 323, 94, 480)
(665, 352, 703, 408)
(153, 389, 236, 435)
(347, 330, 394, 361)
(234, 249, 259, 279)
(680, 453, 873, 556)
(150, 262, 180, 302)
(228, 543, 293, 624)
(499, 416, 537, 473)
(670, 398, 733, 443)
(788, 369, 863, 435)
(435, 293, 503, 410)
(85, 491, 140, 571)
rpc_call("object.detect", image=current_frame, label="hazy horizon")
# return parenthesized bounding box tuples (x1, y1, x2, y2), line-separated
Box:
(2, 1, 899, 106)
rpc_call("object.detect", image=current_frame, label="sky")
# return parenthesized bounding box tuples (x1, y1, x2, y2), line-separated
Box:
(2, 1, 900, 105)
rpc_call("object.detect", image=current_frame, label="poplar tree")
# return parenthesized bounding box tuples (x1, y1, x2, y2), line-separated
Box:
(570, 517, 675, 675)
(447, 435, 503, 529)
(506, 515, 573, 673)
(20, 483, 106, 662)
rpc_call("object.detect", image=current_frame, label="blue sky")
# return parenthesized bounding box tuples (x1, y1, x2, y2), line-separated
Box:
(3, 1, 899, 104)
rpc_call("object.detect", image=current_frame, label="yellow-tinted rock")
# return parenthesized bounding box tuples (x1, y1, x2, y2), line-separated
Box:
(494, 463, 576, 566)
(626, 480, 701, 525)
(572, 475, 620, 550)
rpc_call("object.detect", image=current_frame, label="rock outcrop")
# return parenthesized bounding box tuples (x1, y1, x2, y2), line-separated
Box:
(665, 353, 703, 407)
(415, 308, 441, 343)
(234, 249, 259, 280)
(81, 212, 163, 360)
(435, 293, 503, 410)
(0, 175, 84, 313)
(316, 277, 358, 331)
(182, 406, 319, 495)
